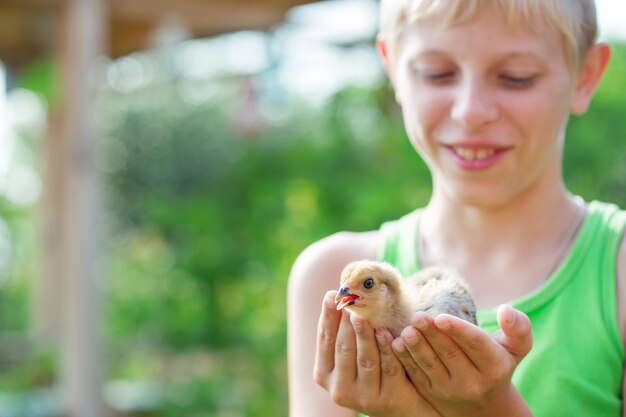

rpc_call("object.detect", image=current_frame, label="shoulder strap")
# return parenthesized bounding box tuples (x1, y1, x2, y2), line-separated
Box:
(600, 203, 626, 339)
(377, 209, 421, 276)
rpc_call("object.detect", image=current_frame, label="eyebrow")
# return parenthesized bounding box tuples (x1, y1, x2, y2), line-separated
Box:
(409, 50, 545, 64)
(411, 50, 448, 59)
(499, 52, 544, 60)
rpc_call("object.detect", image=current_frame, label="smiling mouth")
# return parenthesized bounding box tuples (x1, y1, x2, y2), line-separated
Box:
(451, 146, 497, 161)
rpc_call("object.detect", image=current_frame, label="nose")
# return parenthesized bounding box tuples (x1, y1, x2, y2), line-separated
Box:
(450, 79, 498, 129)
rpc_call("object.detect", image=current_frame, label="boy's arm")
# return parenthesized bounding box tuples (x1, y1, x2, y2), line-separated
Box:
(288, 231, 378, 417)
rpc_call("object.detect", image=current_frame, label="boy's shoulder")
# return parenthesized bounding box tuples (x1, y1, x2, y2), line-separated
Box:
(289, 230, 381, 293)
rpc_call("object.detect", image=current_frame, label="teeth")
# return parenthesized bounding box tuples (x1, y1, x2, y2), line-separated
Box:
(453, 147, 496, 161)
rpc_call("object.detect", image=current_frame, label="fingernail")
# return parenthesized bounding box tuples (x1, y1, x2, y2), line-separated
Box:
(435, 315, 451, 331)
(402, 327, 419, 345)
(375, 329, 387, 346)
(501, 305, 516, 325)
(392, 338, 405, 352)
(324, 292, 336, 309)
(413, 318, 427, 331)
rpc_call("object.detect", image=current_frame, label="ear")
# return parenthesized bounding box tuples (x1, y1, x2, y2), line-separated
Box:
(376, 36, 392, 76)
(570, 42, 611, 115)
(376, 35, 401, 103)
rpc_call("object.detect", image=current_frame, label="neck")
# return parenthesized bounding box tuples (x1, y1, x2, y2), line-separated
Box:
(425, 176, 578, 247)
(419, 182, 586, 308)
(417, 158, 590, 307)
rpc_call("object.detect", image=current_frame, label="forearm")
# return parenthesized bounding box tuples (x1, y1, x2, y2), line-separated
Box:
(481, 384, 534, 417)
(444, 383, 533, 417)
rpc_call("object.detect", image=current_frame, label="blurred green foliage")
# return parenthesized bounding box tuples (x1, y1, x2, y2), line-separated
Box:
(565, 41, 626, 203)
(0, 41, 625, 416)
(98, 74, 431, 415)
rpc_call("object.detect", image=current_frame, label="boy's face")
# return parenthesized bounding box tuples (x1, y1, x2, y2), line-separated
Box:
(386, 6, 581, 207)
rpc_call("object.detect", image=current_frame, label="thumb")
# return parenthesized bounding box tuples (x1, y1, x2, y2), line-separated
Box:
(492, 304, 533, 363)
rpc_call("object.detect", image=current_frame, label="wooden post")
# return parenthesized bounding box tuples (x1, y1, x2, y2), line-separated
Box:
(37, 104, 64, 343)
(52, 0, 107, 415)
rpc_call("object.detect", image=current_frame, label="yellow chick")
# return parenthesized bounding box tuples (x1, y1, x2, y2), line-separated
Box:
(335, 260, 477, 337)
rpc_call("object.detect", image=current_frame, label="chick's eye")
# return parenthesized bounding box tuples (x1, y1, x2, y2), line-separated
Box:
(363, 278, 374, 289)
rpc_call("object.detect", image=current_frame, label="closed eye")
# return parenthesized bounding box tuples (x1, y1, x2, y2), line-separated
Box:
(499, 75, 538, 88)
(422, 72, 456, 84)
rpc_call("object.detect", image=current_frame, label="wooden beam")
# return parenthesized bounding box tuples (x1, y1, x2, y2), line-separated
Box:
(0, 0, 61, 8)
(107, 0, 307, 56)
(0, 3, 56, 71)
(0, 0, 317, 71)
(109, 0, 291, 28)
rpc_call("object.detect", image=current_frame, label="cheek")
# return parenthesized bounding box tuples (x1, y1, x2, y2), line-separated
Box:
(507, 86, 572, 144)
(397, 80, 444, 141)
(399, 90, 450, 167)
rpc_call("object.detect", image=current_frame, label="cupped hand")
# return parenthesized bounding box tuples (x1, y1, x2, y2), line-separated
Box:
(314, 290, 442, 417)
(391, 305, 534, 417)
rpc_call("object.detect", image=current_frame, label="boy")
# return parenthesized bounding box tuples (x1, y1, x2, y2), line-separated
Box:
(288, 1, 623, 416)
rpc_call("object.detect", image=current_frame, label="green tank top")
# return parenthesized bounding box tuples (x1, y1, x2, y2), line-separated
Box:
(377, 200, 626, 417)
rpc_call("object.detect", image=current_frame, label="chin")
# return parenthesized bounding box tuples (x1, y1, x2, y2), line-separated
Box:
(454, 192, 504, 208)
(441, 175, 527, 209)
(443, 183, 507, 208)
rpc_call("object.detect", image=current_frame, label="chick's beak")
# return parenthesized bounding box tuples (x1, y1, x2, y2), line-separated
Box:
(335, 286, 360, 311)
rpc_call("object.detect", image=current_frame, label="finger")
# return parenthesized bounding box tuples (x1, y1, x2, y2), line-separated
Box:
(403, 314, 453, 382)
(493, 305, 533, 363)
(351, 315, 381, 393)
(314, 291, 342, 380)
(412, 313, 476, 380)
(333, 308, 357, 386)
(375, 329, 407, 393)
(432, 313, 505, 371)
(392, 327, 434, 390)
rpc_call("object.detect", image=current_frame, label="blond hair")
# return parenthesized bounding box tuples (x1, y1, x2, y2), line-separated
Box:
(379, 0, 598, 70)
